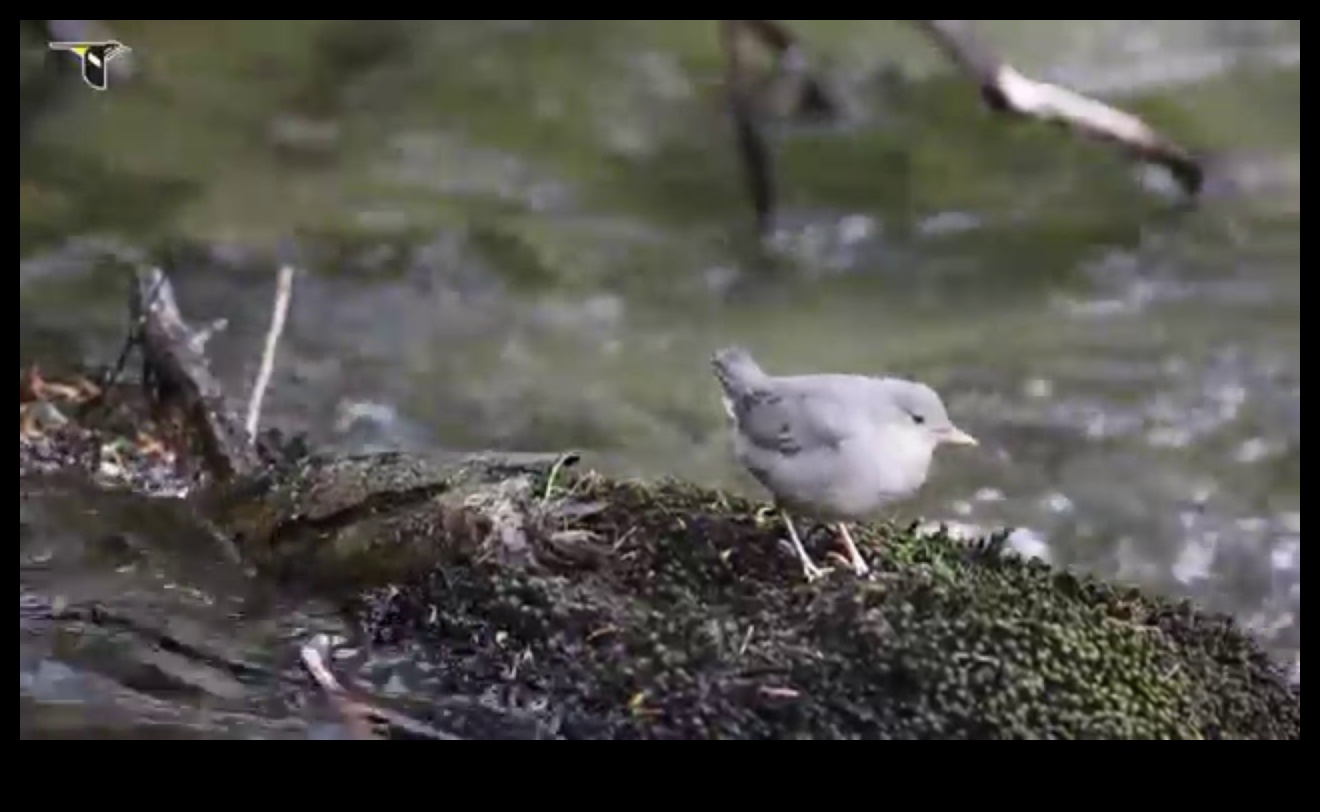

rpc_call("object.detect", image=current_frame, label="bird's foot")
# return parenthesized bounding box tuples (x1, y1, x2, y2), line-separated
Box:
(833, 523, 872, 577)
(801, 558, 831, 582)
(827, 550, 871, 577)
(779, 538, 830, 581)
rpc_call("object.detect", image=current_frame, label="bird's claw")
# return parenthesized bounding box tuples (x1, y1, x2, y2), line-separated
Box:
(802, 561, 831, 582)
(775, 539, 829, 581)
(827, 551, 871, 577)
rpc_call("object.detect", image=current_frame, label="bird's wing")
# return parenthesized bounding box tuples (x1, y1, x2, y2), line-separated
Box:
(728, 379, 851, 457)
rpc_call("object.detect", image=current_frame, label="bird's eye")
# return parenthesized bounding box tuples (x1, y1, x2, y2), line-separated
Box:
(910, 413, 926, 425)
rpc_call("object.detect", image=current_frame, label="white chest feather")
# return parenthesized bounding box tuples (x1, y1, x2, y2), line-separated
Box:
(733, 420, 934, 520)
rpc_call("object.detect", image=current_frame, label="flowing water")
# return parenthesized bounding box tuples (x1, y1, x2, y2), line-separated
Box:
(19, 20, 1301, 737)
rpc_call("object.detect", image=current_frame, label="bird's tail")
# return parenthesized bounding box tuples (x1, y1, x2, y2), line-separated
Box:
(710, 345, 766, 396)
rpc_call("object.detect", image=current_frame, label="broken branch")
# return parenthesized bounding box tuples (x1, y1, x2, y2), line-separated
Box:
(908, 20, 1204, 194)
(131, 267, 262, 481)
(719, 20, 1206, 233)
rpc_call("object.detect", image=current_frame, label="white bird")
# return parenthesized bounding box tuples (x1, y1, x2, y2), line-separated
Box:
(710, 346, 978, 581)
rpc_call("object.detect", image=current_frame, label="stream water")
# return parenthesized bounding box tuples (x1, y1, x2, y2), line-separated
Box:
(19, 20, 1301, 737)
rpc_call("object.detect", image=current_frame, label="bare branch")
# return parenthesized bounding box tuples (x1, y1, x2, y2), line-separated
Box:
(244, 265, 296, 441)
(719, 20, 1206, 232)
(908, 20, 1204, 194)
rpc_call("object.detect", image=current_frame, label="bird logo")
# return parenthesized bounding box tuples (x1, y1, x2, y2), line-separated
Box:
(47, 40, 131, 91)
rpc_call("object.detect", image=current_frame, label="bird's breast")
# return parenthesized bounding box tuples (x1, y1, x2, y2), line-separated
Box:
(830, 430, 932, 514)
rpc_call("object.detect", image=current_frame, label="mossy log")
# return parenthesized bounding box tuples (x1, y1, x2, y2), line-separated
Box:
(199, 448, 582, 590)
(120, 267, 1298, 739)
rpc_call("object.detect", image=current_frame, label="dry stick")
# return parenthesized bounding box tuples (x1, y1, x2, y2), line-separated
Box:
(244, 265, 295, 441)
(907, 20, 1204, 194)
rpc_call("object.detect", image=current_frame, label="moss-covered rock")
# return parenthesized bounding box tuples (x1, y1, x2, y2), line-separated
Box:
(20, 359, 1301, 740)
(356, 472, 1300, 740)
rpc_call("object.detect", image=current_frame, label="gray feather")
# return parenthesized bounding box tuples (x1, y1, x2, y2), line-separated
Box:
(711, 347, 848, 457)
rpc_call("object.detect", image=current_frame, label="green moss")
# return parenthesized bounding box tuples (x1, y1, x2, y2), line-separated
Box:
(361, 473, 1300, 740)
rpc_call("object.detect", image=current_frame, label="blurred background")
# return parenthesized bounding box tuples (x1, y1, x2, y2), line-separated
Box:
(20, 21, 1299, 736)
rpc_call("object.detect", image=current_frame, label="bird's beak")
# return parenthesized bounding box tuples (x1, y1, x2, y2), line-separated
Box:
(938, 425, 979, 447)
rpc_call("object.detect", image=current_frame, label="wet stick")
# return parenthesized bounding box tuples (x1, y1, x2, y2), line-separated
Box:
(300, 634, 460, 740)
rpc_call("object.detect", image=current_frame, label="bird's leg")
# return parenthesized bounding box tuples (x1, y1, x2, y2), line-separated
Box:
(836, 523, 871, 576)
(780, 510, 828, 581)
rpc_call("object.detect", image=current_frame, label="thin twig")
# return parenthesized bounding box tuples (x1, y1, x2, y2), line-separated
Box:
(245, 265, 295, 441)
(96, 269, 165, 401)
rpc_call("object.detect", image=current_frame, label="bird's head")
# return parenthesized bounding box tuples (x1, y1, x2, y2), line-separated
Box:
(878, 378, 978, 451)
